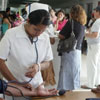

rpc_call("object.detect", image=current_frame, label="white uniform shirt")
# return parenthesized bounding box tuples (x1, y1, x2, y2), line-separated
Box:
(87, 18, 100, 45)
(45, 24, 55, 37)
(0, 23, 53, 88)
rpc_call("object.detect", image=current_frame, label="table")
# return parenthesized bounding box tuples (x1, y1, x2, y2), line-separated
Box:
(32, 90, 100, 100)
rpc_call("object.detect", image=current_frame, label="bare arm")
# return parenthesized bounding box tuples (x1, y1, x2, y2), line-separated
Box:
(50, 37, 55, 45)
(5, 83, 37, 97)
(58, 34, 65, 39)
(5, 83, 57, 97)
(0, 59, 17, 81)
(54, 19, 60, 31)
(3, 18, 11, 29)
(40, 61, 50, 70)
(85, 32, 99, 38)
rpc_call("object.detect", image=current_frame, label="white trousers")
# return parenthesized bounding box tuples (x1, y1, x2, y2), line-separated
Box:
(87, 43, 100, 88)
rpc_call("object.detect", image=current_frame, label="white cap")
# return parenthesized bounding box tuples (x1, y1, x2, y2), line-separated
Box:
(26, 3, 49, 16)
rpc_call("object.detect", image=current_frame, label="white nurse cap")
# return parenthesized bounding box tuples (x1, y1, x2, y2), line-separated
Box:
(26, 2, 49, 15)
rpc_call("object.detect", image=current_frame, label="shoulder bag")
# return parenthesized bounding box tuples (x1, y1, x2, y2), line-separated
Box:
(57, 20, 77, 53)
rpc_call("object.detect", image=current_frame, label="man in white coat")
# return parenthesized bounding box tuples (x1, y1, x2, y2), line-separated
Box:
(82, 6, 100, 89)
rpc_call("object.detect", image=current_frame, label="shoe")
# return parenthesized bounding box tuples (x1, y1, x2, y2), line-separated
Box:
(81, 85, 92, 89)
(92, 88, 100, 93)
(95, 85, 100, 89)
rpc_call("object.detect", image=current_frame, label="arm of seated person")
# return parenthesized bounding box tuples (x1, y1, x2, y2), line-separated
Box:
(5, 82, 58, 97)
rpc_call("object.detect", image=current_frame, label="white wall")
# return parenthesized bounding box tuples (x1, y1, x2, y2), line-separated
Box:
(54, 0, 100, 15)
(78, 0, 100, 19)
(92, 0, 99, 8)
(0, 0, 8, 10)
(80, 0, 100, 10)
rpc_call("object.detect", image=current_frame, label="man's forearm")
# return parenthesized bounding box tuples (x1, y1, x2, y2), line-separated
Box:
(85, 32, 98, 38)
(0, 59, 17, 81)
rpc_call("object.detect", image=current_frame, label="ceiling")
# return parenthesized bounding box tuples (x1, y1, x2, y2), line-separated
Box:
(8, 0, 80, 8)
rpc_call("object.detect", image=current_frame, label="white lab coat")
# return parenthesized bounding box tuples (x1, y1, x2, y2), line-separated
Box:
(0, 23, 53, 100)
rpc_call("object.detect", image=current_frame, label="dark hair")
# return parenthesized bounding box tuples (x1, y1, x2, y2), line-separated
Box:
(6, 7, 10, 12)
(0, 11, 4, 15)
(56, 9, 66, 16)
(28, 10, 50, 26)
(2, 11, 9, 19)
(65, 13, 69, 19)
(48, 5, 52, 12)
(9, 13, 16, 21)
(21, 8, 27, 16)
(95, 6, 100, 12)
(0, 11, 10, 24)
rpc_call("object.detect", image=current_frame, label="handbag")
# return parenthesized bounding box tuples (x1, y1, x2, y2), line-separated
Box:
(57, 20, 77, 53)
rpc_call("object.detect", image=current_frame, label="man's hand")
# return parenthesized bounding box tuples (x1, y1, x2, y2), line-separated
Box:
(37, 83, 58, 96)
(25, 64, 39, 78)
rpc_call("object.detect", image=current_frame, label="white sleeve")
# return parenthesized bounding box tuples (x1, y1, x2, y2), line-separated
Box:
(91, 20, 100, 32)
(0, 31, 11, 60)
(44, 36, 53, 61)
(46, 24, 55, 37)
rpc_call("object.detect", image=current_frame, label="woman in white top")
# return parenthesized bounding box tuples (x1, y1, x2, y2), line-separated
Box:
(0, 3, 57, 100)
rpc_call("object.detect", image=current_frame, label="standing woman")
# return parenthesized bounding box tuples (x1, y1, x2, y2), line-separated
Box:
(49, 8, 57, 24)
(54, 9, 67, 31)
(57, 4, 87, 90)
(41, 7, 56, 86)
(1, 11, 11, 37)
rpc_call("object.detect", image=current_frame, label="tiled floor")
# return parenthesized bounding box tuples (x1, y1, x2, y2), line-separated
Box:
(80, 54, 87, 86)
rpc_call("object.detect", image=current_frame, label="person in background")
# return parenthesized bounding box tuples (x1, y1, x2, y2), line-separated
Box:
(65, 13, 70, 20)
(0, 11, 3, 40)
(21, 8, 27, 21)
(87, 9, 96, 29)
(81, 6, 100, 89)
(54, 9, 68, 31)
(81, 9, 96, 55)
(16, 12, 24, 22)
(41, 6, 56, 86)
(49, 8, 57, 24)
(1, 11, 11, 38)
(8, 13, 17, 27)
(13, 13, 23, 27)
(0, 12, 4, 93)
(6, 7, 10, 16)
(57, 4, 87, 91)
(0, 3, 57, 100)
